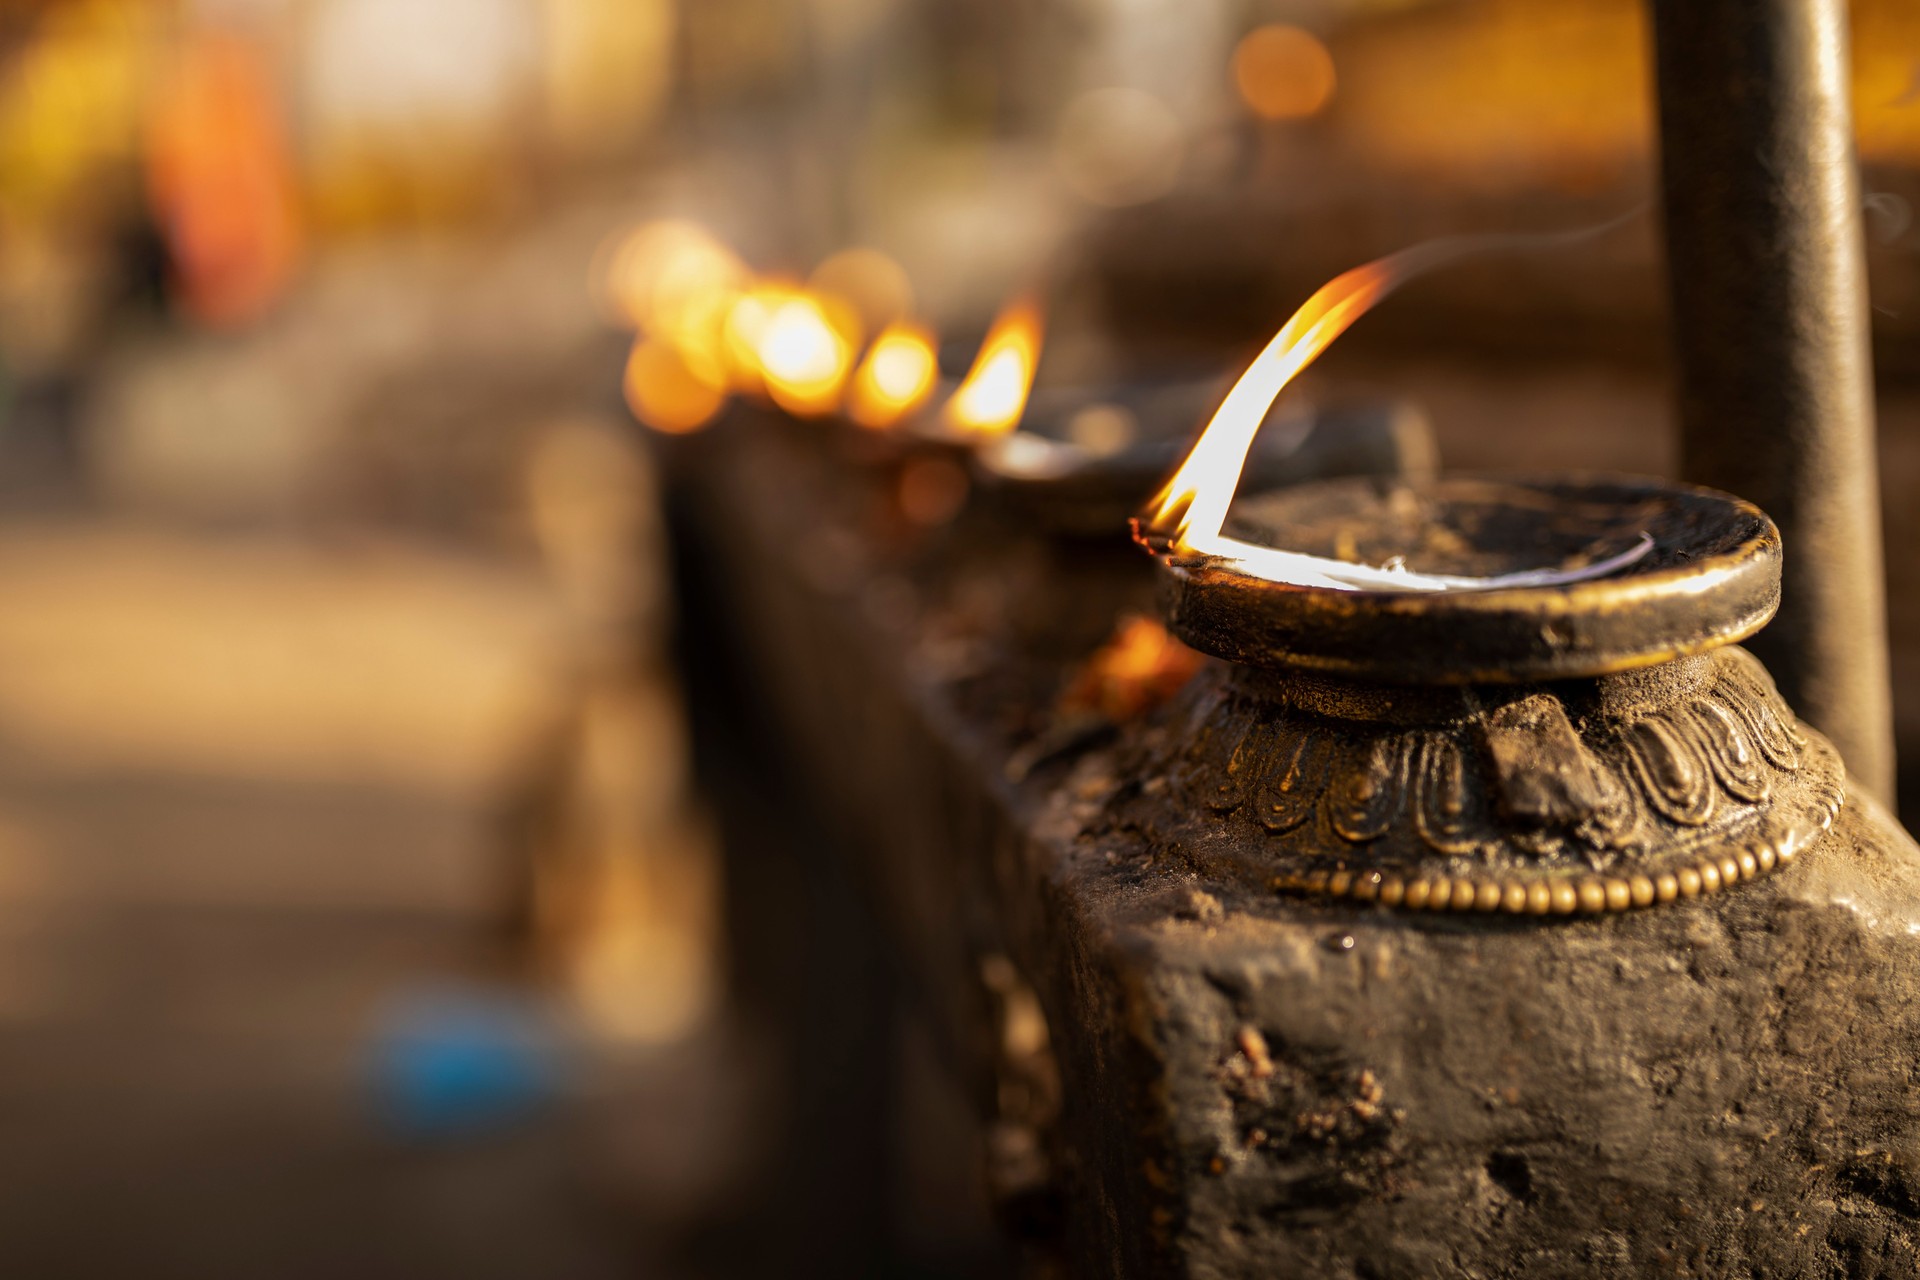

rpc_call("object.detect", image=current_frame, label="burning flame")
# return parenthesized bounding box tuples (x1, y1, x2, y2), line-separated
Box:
(1147, 258, 1397, 549)
(1145, 233, 1652, 590)
(846, 321, 937, 429)
(943, 297, 1044, 437)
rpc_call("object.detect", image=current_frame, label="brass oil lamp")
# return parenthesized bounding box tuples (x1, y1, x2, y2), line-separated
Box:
(1131, 473, 1847, 913)
(1121, 244, 1870, 915)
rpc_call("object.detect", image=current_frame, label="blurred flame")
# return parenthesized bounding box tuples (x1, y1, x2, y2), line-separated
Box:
(603, 224, 917, 428)
(846, 322, 937, 429)
(943, 297, 1044, 437)
(1061, 615, 1204, 722)
(624, 338, 725, 434)
(755, 293, 854, 417)
(1145, 235, 1654, 590)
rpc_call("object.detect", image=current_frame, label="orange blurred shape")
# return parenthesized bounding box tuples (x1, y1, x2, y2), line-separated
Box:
(1232, 24, 1336, 121)
(146, 31, 304, 328)
(755, 293, 855, 417)
(943, 297, 1044, 438)
(605, 219, 746, 339)
(846, 322, 937, 430)
(624, 338, 725, 434)
(1061, 615, 1204, 722)
(720, 284, 786, 392)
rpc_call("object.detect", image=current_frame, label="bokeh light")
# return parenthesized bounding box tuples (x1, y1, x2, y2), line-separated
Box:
(755, 294, 854, 417)
(145, 32, 304, 327)
(605, 219, 747, 336)
(896, 454, 969, 527)
(1232, 24, 1336, 121)
(847, 321, 937, 430)
(623, 336, 726, 433)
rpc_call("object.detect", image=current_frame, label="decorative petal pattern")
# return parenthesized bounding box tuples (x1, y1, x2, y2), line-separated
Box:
(1622, 715, 1715, 826)
(1254, 718, 1329, 834)
(1684, 697, 1770, 803)
(1413, 735, 1479, 856)
(1719, 648, 1805, 770)
(1123, 645, 1846, 914)
(1325, 735, 1408, 844)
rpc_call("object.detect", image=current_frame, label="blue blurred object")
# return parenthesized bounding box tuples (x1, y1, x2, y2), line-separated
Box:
(367, 985, 566, 1140)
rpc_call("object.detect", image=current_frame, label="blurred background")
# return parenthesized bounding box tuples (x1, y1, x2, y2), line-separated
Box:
(0, 0, 1917, 1275)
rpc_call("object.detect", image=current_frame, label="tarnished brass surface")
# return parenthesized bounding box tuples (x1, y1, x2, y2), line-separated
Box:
(1131, 472, 1845, 912)
(1150, 474, 1779, 684)
(1117, 647, 1843, 914)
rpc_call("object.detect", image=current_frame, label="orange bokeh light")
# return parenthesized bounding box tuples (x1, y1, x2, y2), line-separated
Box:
(755, 293, 855, 417)
(623, 337, 726, 434)
(846, 321, 937, 430)
(1232, 25, 1336, 121)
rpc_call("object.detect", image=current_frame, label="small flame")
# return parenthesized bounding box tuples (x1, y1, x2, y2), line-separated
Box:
(1145, 231, 1653, 591)
(943, 297, 1044, 437)
(1061, 615, 1205, 722)
(847, 322, 937, 429)
(755, 293, 856, 417)
(1147, 257, 1398, 547)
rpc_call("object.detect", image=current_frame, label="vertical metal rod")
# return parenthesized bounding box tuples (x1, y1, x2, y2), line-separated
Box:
(1649, 0, 1894, 800)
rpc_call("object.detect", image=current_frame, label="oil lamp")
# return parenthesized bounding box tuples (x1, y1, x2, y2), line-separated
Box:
(1122, 245, 1866, 911)
(1131, 472, 1846, 912)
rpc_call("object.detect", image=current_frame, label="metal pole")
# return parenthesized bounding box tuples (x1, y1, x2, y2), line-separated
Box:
(1649, 0, 1894, 801)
